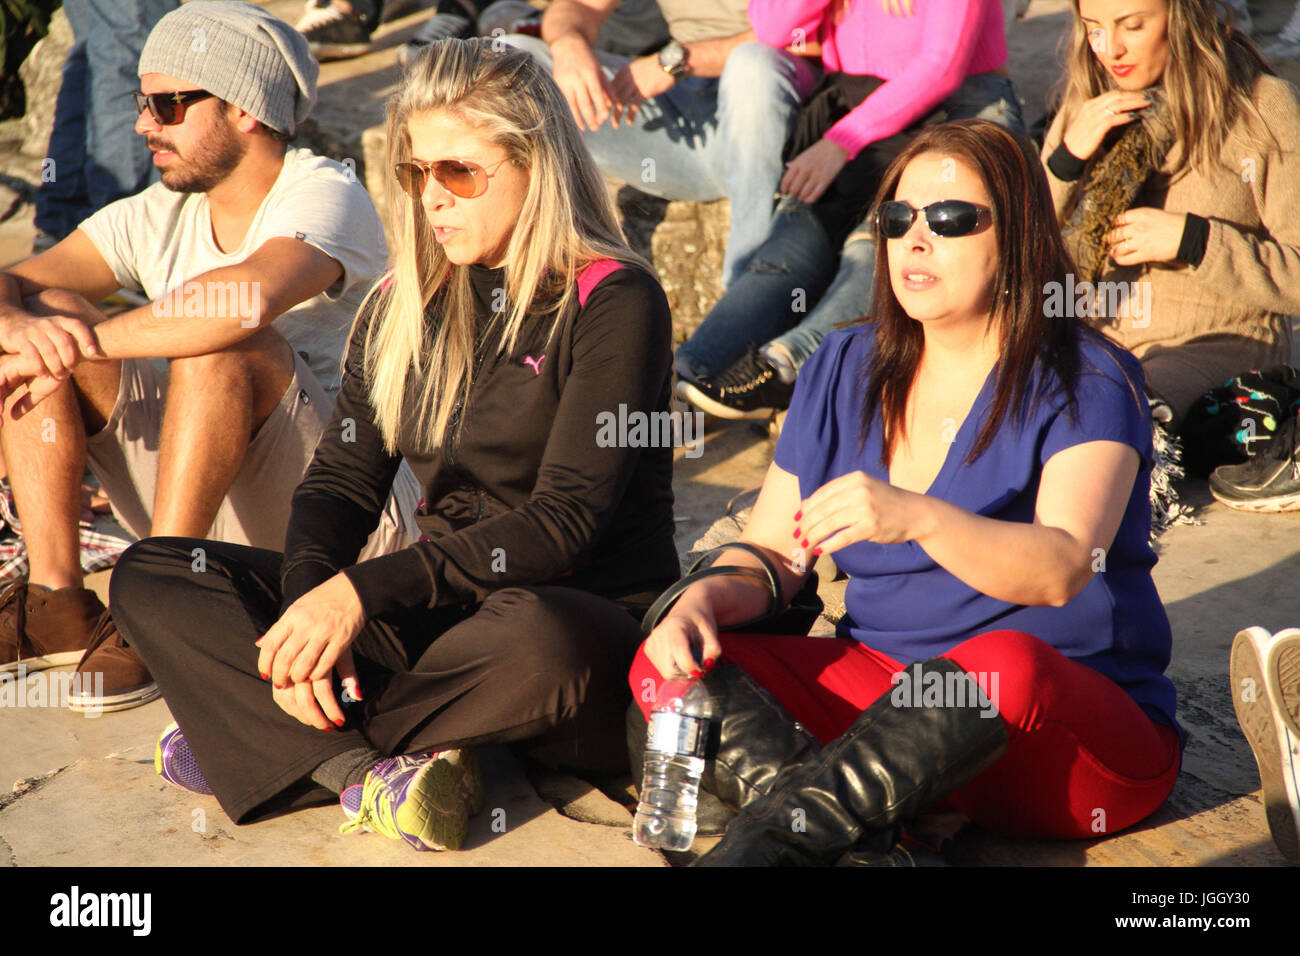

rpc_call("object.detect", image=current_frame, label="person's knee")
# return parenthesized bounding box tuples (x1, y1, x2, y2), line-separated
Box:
(719, 42, 791, 95)
(502, 33, 553, 71)
(480, 588, 595, 678)
(719, 44, 802, 132)
(167, 327, 294, 417)
(109, 537, 199, 642)
(23, 286, 92, 318)
(842, 232, 876, 262)
(943, 629, 1056, 725)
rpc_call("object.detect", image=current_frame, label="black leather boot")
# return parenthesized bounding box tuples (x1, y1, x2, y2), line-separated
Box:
(626, 663, 822, 834)
(694, 657, 1009, 867)
(697, 663, 822, 810)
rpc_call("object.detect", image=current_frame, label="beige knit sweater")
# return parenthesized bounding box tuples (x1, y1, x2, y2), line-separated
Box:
(1041, 74, 1300, 419)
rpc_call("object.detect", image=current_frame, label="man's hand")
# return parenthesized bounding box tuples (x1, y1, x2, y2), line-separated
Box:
(608, 55, 676, 125)
(0, 288, 103, 380)
(551, 32, 618, 131)
(0, 351, 68, 421)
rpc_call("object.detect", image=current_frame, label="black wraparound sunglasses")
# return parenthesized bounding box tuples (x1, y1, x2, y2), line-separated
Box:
(132, 89, 215, 126)
(876, 200, 990, 239)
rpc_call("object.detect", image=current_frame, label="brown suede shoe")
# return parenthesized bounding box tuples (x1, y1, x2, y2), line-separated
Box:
(0, 582, 105, 674)
(68, 610, 160, 714)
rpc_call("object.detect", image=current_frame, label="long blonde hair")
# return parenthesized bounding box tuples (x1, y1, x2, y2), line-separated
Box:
(361, 38, 648, 454)
(1058, 0, 1275, 177)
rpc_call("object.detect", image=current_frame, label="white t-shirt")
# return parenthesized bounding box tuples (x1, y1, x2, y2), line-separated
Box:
(79, 147, 387, 397)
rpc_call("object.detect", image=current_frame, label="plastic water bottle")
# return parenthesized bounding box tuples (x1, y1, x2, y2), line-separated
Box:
(633, 678, 712, 851)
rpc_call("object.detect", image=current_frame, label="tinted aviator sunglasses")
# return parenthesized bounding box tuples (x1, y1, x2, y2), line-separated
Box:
(876, 200, 989, 240)
(393, 158, 510, 200)
(133, 89, 215, 126)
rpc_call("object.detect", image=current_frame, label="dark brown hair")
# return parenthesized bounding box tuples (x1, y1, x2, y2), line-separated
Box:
(859, 119, 1101, 466)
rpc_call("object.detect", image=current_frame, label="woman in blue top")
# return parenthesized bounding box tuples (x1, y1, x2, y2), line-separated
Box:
(630, 119, 1183, 866)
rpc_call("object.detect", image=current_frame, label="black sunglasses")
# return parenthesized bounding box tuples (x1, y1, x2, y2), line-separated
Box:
(132, 89, 215, 126)
(876, 200, 989, 239)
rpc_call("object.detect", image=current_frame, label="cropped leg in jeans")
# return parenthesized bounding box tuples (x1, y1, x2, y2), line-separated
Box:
(112, 537, 645, 824)
(678, 74, 1030, 380)
(509, 35, 819, 289)
(35, 0, 176, 237)
(628, 628, 1182, 839)
(674, 198, 838, 380)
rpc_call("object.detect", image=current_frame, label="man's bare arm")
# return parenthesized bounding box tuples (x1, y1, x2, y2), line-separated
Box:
(681, 29, 757, 79)
(0, 231, 119, 375)
(0, 230, 121, 314)
(540, 0, 616, 47)
(91, 236, 343, 360)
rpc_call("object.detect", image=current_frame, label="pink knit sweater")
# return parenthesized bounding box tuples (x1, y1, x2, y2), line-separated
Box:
(747, 0, 1008, 158)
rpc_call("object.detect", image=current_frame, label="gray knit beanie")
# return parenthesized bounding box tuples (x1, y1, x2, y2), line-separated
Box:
(139, 1, 318, 137)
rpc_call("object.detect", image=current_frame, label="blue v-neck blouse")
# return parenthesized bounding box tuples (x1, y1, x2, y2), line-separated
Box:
(774, 325, 1181, 742)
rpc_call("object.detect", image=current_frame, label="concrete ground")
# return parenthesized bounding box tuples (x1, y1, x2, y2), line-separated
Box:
(1, 1, 1299, 867)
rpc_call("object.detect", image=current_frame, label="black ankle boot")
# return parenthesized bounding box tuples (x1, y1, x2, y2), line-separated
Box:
(625, 663, 822, 835)
(694, 657, 1008, 867)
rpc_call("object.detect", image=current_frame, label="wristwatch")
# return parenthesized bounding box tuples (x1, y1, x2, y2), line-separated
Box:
(657, 39, 690, 78)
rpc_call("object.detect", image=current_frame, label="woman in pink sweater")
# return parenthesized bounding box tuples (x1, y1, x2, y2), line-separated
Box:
(677, 0, 1026, 420)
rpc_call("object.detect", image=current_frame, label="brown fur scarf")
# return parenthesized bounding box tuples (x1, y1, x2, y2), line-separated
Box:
(1061, 91, 1177, 285)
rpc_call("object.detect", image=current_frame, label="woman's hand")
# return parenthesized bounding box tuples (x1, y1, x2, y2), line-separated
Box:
(1105, 207, 1187, 266)
(644, 591, 722, 681)
(1061, 90, 1151, 161)
(795, 470, 924, 553)
(780, 138, 850, 204)
(271, 648, 358, 730)
(257, 573, 366, 690)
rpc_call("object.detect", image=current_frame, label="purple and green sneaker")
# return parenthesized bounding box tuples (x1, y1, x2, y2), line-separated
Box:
(155, 722, 213, 795)
(339, 749, 483, 851)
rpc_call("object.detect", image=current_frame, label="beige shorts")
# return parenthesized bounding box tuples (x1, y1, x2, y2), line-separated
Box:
(85, 353, 419, 560)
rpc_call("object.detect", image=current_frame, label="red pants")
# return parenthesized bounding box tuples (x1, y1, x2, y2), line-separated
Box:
(629, 629, 1181, 839)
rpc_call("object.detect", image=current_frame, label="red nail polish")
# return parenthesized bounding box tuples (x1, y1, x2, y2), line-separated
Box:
(794, 510, 802, 520)
(800, 538, 808, 549)
(259, 672, 268, 680)
(792, 528, 800, 539)
(704, 658, 715, 669)
(812, 547, 822, 556)
(691, 670, 703, 678)
(333, 718, 345, 727)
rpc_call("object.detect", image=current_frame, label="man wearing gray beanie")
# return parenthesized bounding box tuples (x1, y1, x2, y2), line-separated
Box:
(0, 1, 417, 716)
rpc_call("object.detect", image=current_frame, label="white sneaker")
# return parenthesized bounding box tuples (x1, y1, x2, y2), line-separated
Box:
(1266, 628, 1300, 740)
(1230, 626, 1300, 861)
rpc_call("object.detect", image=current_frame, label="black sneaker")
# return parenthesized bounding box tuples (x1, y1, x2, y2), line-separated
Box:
(297, 1, 378, 61)
(678, 345, 795, 420)
(1209, 411, 1300, 512)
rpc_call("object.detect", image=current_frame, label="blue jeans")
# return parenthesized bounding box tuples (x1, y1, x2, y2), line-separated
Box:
(34, 0, 177, 240)
(511, 36, 821, 289)
(676, 74, 1028, 379)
